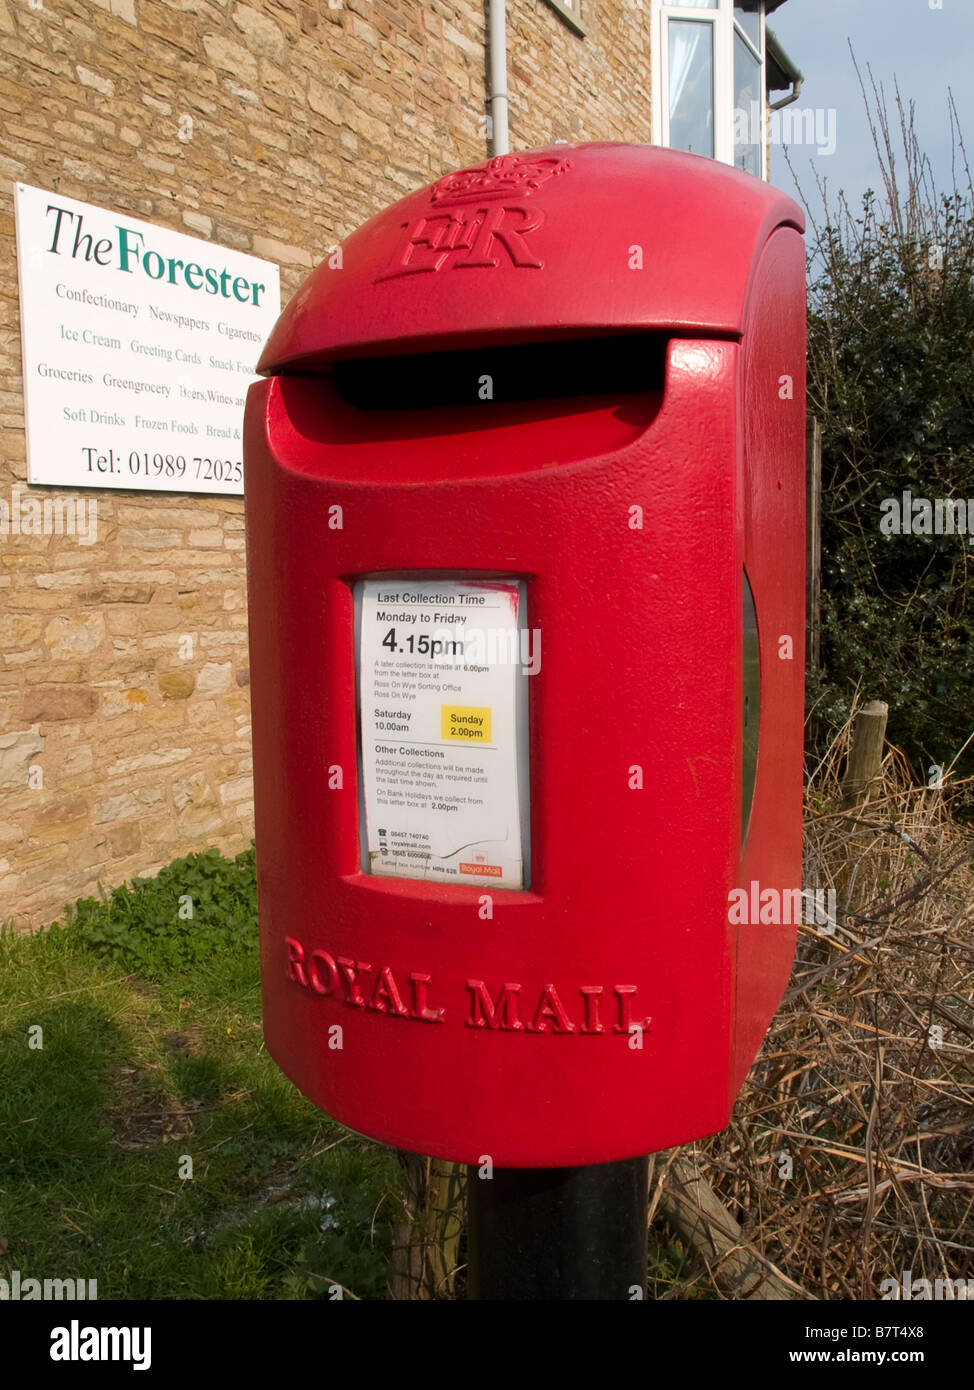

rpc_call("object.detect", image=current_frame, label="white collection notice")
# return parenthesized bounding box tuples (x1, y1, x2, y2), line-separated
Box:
(358, 578, 527, 890)
(14, 183, 281, 495)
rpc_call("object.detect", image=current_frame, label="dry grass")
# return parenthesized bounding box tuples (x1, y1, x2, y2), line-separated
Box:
(390, 715, 974, 1299)
(686, 716, 974, 1300)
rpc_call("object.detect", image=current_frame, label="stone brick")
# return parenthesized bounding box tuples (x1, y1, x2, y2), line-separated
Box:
(217, 775, 251, 804)
(159, 671, 196, 699)
(188, 528, 224, 547)
(110, 821, 142, 856)
(97, 784, 165, 822)
(182, 209, 213, 235)
(78, 582, 155, 605)
(116, 506, 221, 526)
(141, 3, 199, 55)
(0, 614, 43, 648)
(202, 34, 258, 84)
(0, 727, 44, 787)
(116, 529, 185, 553)
(35, 570, 91, 590)
(306, 76, 344, 125)
(251, 233, 312, 267)
(199, 632, 249, 651)
(141, 606, 183, 633)
(0, 820, 24, 847)
(76, 65, 116, 96)
(197, 661, 232, 694)
(173, 770, 217, 813)
(232, 4, 286, 58)
(109, 749, 192, 776)
(21, 687, 98, 722)
(4, 646, 44, 668)
(24, 663, 87, 686)
(106, 609, 139, 636)
(45, 613, 106, 659)
(62, 744, 95, 776)
(31, 796, 90, 832)
(102, 687, 150, 716)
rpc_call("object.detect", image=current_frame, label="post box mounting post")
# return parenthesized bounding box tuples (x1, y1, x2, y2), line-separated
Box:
(465, 1157, 651, 1300)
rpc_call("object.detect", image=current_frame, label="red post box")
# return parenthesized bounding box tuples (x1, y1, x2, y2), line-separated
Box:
(244, 143, 806, 1167)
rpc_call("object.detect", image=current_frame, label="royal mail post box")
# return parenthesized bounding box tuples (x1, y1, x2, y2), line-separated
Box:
(244, 143, 806, 1167)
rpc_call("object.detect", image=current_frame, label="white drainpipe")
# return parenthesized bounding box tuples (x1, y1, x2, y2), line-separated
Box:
(487, 0, 509, 155)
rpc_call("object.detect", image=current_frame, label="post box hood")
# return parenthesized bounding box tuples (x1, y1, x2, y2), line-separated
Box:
(258, 141, 805, 375)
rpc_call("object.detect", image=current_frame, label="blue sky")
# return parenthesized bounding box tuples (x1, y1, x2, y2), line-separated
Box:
(767, 0, 973, 223)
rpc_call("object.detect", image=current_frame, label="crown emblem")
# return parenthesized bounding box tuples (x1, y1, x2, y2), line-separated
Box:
(430, 153, 571, 206)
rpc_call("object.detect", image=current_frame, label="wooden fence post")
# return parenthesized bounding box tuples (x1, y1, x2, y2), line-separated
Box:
(387, 1155, 464, 1299)
(841, 700, 889, 810)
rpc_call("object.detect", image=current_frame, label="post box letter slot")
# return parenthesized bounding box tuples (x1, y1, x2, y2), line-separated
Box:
(332, 332, 667, 411)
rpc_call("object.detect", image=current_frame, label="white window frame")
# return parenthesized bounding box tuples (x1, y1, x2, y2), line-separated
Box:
(651, 1, 767, 179)
(541, 0, 586, 37)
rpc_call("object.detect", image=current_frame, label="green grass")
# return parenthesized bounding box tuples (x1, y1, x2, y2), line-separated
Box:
(2, 846, 706, 1300)
(646, 1231, 716, 1301)
(0, 848, 399, 1300)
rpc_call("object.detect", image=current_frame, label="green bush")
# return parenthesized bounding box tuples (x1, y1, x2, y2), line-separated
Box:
(63, 845, 257, 975)
(806, 86, 974, 789)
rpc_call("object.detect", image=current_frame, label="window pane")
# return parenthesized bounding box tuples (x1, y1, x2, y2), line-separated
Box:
(668, 20, 714, 158)
(734, 5, 762, 50)
(733, 30, 761, 176)
(666, 1, 717, 8)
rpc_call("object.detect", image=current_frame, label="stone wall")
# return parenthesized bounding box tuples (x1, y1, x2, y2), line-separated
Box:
(0, 0, 653, 927)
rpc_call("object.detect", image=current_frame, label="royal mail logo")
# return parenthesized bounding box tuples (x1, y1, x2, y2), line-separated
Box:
(429, 153, 571, 207)
(375, 204, 546, 281)
(375, 155, 568, 282)
(459, 861, 503, 877)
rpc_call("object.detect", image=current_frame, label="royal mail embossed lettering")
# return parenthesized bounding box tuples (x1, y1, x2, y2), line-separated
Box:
(374, 152, 572, 282)
(285, 936, 651, 1035)
(375, 204, 545, 281)
(286, 936, 444, 1022)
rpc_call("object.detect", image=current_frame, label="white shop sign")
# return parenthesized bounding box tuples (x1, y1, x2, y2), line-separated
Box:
(14, 183, 281, 495)
(357, 577, 530, 890)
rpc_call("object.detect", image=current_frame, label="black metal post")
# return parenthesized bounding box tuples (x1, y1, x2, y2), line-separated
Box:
(466, 1155, 650, 1300)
